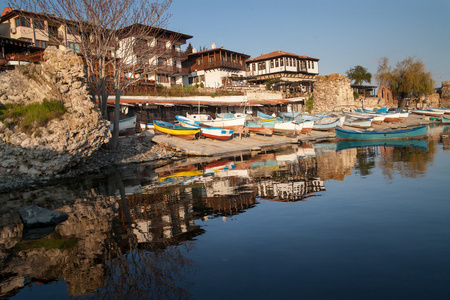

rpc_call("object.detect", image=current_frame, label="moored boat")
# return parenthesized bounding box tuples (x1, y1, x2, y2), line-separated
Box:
(335, 126, 428, 140)
(245, 120, 274, 135)
(140, 121, 154, 130)
(343, 115, 372, 128)
(410, 109, 444, 118)
(153, 120, 200, 140)
(109, 115, 137, 135)
(312, 116, 344, 131)
(442, 115, 450, 125)
(352, 109, 385, 124)
(175, 115, 234, 140)
(273, 120, 303, 136)
(186, 113, 246, 132)
(296, 119, 314, 133)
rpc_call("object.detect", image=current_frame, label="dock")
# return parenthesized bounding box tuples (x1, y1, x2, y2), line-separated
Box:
(148, 114, 439, 157)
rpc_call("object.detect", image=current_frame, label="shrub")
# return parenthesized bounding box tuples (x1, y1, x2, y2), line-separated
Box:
(306, 95, 314, 113)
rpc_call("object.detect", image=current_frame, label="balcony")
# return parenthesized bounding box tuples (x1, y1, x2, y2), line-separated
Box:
(155, 65, 190, 75)
(200, 60, 246, 71)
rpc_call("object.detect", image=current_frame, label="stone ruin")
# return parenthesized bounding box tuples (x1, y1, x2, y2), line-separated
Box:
(440, 81, 450, 107)
(312, 73, 355, 113)
(0, 47, 111, 178)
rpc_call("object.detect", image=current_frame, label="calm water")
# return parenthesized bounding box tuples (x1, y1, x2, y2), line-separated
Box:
(1, 126, 450, 299)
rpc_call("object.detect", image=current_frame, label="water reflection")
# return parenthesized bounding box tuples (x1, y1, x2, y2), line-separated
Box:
(1, 126, 448, 298)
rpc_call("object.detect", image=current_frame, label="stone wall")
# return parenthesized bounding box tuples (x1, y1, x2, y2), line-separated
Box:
(0, 47, 110, 178)
(441, 81, 450, 107)
(312, 73, 356, 113)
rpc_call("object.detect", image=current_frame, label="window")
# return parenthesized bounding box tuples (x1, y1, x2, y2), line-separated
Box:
(258, 62, 265, 71)
(252, 63, 256, 71)
(68, 42, 80, 53)
(308, 61, 311, 68)
(270, 60, 274, 68)
(209, 56, 214, 63)
(15, 17, 31, 27)
(67, 25, 79, 35)
(280, 58, 284, 67)
(275, 59, 279, 67)
(35, 40, 47, 48)
(198, 58, 203, 65)
(33, 19, 45, 30)
(311, 61, 314, 69)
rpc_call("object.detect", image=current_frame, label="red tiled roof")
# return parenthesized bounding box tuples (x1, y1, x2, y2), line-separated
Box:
(107, 98, 298, 106)
(246, 50, 319, 63)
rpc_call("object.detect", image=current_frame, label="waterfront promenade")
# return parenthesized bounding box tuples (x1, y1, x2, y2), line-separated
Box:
(149, 113, 437, 156)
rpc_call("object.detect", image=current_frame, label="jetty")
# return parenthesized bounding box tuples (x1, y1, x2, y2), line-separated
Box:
(148, 113, 439, 157)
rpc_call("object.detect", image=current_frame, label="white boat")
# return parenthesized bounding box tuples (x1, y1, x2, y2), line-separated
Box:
(186, 113, 246, 132)
(273, 121, 303, 136)
(140, 121, 154, 130)
(312, 116, 344, 130)
(176, 115, 234, 140)
(296, 120, 314, 133)
(410, 109, 444, 117)
(352, 109, 386, 124)
(109, 115, 137, 135)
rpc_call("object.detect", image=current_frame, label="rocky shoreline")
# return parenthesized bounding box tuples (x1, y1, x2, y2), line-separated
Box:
(0, 134, 180, 194)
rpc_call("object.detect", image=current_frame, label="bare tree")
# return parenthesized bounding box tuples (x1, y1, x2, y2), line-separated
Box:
(11, 0, 175, 148)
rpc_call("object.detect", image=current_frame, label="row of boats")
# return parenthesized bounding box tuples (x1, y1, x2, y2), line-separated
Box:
(138, 105, 450, 141)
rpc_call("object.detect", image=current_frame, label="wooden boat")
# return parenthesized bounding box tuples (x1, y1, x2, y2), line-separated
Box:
(153, 120, 200, 140)
(257, 111, 281, 120)
(296, 119, 314, 133)
(312, 116, 344, 131)
(109, 115, 136, 135)
(186, 113, 246, 132)
(245, 120, 274, 135)
(273, 121, 303, 136)
(410, 109, 444, 118)
(442, 115, 450, 124)
(175, 115, 234, 140)
(362, 106, 388, 113)
(388, 108, 409, 120)
(140, 121, 154, 130)
(335, 126, 428, 140)
(353, 109, 386, 124)
(279, 111, 302, 119)
(427, 105, 450, 115)
(343, 116, 372, 128)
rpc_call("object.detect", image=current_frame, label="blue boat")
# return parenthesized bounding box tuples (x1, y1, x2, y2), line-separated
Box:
(335, 126, 427, 140)
(257, 111, 283, 121)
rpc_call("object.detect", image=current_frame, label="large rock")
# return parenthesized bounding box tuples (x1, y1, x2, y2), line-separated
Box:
(0, 47, 111, 178)
(19, 205, 69, 228)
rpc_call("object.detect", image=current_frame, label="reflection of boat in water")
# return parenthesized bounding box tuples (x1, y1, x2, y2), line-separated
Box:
(158, 170, 203, 183)
(336, 140, 428, 151)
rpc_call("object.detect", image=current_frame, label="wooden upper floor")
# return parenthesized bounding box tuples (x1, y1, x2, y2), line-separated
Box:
(185, 47, 250, 72)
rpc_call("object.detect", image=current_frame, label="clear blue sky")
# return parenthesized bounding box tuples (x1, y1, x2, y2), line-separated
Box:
(166, 0, 450, 87)
(2, 0, 449, 86)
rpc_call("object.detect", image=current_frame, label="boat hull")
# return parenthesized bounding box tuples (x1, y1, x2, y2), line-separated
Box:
(153, 121, 200, 140)
(442, 116, 450, 124)
(335, 126, 428, 140)
(411, 110, 444, 117)
(110, 115, 137, 136)
(176, 115, 234, 140)
(273, 121, 303, 136)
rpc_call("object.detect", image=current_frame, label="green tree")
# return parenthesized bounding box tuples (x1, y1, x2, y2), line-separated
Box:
(185, 43, 193, 54)
(346, 65, 372, 85)
(375, 57, 434, 108)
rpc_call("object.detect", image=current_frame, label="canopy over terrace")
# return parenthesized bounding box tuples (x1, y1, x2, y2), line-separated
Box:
(105, 95, 305, 122)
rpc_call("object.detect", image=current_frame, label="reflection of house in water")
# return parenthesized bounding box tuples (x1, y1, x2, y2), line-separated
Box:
(122, 188, 204, 247)
(256, 178, 325, 202)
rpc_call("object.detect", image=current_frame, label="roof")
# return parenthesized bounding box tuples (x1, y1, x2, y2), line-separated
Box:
(246, 50, 319, 63)
(106, 97, 301, 106)
(188, 47, 250, 59)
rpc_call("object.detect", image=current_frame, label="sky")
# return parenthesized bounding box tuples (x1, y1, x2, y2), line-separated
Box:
(2, 0, 449, 86)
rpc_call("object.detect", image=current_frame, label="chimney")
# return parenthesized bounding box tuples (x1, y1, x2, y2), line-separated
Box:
(211, 42, 216, 49)
(192, 47, 197, 53)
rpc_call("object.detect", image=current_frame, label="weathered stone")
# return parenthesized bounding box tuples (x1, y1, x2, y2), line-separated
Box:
(0, 47, 111, 179)
(19, 205, 69, 228)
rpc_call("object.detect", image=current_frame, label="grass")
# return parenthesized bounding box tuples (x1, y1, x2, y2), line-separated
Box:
(0, 99, 66, 134)
(15, 236, 79, 251)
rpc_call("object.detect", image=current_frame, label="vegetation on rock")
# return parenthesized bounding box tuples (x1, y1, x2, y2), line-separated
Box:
(0, 99, 66, 134)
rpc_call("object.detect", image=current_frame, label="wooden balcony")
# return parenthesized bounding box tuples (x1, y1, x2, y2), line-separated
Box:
(155, 65, 190, 75)
(199, 60, 246, 71)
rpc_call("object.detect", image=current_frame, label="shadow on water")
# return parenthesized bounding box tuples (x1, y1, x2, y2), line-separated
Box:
(1, 125, 448, 298)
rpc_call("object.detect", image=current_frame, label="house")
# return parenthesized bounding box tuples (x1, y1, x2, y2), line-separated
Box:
(183, 43, 250, 88)
(0, 8, 193, 87)
(245, 50, 319, 93)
